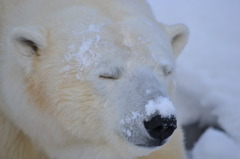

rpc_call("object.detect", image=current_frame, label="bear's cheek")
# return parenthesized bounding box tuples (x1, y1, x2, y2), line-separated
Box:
(25, 73, 51, 111)
(25, 75, 106, 138)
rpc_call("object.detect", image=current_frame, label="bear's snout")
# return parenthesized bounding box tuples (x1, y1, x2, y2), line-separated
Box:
(119, 96, 177, 148)
(143, 115, 177, 146)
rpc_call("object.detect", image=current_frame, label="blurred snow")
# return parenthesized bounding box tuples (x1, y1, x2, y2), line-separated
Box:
(192, 128, 240, 159)
(147, 0, 240, 158)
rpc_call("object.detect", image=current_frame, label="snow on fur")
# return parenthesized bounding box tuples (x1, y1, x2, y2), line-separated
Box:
(61, 24, 104, 79)
(145, 97, 176, 117)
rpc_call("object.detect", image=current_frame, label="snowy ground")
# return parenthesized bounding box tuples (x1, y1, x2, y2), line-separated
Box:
(147, 0, 240, 159)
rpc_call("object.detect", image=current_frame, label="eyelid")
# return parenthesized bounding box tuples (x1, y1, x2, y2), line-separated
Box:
(99, 73, 119, 79)
(99, 68, 122, 80)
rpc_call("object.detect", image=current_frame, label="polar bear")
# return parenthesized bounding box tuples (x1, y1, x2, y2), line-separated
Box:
(0, 0, 188, 159)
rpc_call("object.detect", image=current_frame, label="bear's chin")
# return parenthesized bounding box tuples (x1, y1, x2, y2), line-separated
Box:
(136, 139, 167, 148)
(118, 135, 169, 155)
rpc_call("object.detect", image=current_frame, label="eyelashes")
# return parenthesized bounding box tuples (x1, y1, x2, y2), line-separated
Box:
(99, 67, 122, 80)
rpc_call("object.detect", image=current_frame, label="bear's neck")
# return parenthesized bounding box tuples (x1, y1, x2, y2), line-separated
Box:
(0, 110, 48, 159)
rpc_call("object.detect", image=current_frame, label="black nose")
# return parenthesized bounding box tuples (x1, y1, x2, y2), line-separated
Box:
(144, 115, 177, 142)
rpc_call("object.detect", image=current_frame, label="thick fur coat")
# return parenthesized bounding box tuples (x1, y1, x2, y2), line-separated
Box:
(0, 0, 188, 159)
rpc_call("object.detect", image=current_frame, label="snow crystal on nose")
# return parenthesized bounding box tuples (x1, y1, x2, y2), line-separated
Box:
(120, 112, 142, 125)
(122, 128, 132, 137)
(120, 112, 144, 139)
(145, 97, 176, 117)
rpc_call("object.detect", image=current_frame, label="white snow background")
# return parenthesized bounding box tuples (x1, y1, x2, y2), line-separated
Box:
(147, 0, 240, 159)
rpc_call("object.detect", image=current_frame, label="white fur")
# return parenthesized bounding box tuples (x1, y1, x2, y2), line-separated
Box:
(0, 0, 188, 159)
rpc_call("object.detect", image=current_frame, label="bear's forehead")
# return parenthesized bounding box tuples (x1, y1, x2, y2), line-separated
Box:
(63, 22, 171, 58)
(47, 9, 174, 77)
(46, 5, 170, 52)
(55, 17, 171, 54)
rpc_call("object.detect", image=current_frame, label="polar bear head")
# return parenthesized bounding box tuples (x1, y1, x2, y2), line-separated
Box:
(0, 1, 188, 159)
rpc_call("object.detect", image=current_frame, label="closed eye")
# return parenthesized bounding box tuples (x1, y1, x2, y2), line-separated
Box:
(99, 68, 122, 80)
(99, 74, 118, 80)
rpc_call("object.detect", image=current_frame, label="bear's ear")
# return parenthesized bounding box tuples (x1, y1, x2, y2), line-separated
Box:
(10, 26, 46, 58)
(164, 24, 189, 57)
(9, 26, 47, 72)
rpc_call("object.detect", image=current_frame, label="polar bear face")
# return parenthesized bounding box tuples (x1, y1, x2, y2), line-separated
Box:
(1, 5, 188, 158)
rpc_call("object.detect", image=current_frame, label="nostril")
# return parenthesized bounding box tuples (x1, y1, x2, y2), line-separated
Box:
(144, 115, 177, 141)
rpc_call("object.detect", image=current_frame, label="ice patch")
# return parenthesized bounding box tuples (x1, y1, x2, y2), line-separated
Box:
(145, 97, 176, 117)
(59, 23, 110, 79)
(64, 38, 99, 70)
(61, 34, 101, 79)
